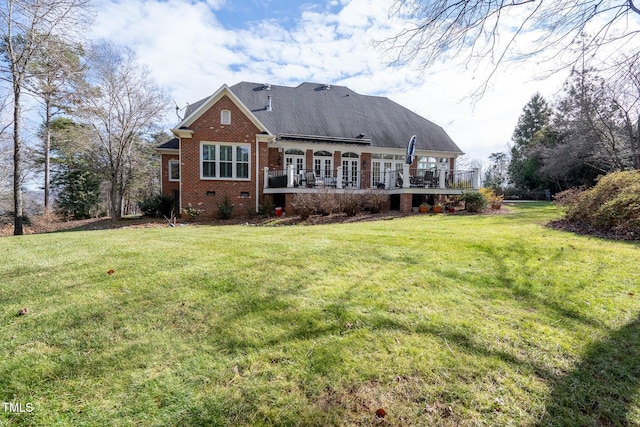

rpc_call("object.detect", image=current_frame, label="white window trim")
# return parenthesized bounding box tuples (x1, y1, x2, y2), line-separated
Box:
(285, 153, 306, 173)
(168, 160, 180, 182)
(313, 151, 333, 178)
(371, 155, 404, 186)
(221, 109, 231, 125)
(200, 141, 251, 181)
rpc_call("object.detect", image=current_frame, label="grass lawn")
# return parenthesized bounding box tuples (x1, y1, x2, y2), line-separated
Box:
(1, 203, 639, 426)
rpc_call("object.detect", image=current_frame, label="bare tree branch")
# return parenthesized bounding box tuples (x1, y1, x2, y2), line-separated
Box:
(381, 1, 640, 96)
(0, 0, 92, 234)
(76, 42, 169, 219)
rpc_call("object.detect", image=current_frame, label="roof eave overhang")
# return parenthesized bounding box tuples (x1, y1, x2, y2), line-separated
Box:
(171, 128, 194, 139)
(276, 133, 371, 145)
(158, 148, 179, 154)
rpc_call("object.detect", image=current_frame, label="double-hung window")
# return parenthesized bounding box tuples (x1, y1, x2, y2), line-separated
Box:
(202, 145, 216, 177)
(201, 142, 250, 180)
(236, 146, 249, 178)
(220, 145, 233, 178)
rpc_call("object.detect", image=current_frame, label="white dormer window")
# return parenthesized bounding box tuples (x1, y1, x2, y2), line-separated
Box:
(221, 109, 231, 125)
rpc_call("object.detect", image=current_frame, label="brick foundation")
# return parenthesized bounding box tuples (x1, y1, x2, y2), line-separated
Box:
(399, 193, 413, 213)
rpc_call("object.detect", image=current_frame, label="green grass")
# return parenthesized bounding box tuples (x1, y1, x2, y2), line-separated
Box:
(1, 203, 639, 426)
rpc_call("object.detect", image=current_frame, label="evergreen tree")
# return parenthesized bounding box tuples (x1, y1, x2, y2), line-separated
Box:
(0, 0, 91, 235)
(509, 93, 555, 190)
(51, 157, 100, 219)
(26, 36, 85, 213)
(47, 117, 100, 219)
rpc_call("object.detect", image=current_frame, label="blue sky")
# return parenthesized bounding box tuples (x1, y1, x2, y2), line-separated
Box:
(88, 0, 572, 162)
(215, 0, 325, 30)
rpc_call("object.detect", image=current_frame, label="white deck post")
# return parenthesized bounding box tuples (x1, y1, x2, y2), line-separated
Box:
(336, 166, 343, 189)
(438, 167, 446, 188)
(385, 168, 392, 189)
(403, 164, 410, 188)
(287, 164, 294, 188)
(472, 167, 480, 189)
(263, 167, 269, 189)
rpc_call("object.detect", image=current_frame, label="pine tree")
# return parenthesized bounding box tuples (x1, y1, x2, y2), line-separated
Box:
(508, 93, 555, 190)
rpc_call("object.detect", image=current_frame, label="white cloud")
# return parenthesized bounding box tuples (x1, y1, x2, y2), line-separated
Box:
(204, 0, 226, 9)
(89, 0, 571, 161)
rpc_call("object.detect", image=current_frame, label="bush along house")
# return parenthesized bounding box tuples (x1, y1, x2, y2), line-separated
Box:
(158, 81, 480, 218)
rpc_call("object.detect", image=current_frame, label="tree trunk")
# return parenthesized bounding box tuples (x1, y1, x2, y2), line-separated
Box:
(13, 82, 23, 236)
(110, 173, 122, 220)
(44, 98, 52, 213)
(44, 105, 51, 213)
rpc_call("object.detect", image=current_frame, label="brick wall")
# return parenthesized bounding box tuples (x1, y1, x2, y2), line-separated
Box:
(360, 152, 372, 189)
(268, 147, 281, 170)
(399, 193, 412, 213)
(161, 153, 180, 197)
(179, 95, 263, 219)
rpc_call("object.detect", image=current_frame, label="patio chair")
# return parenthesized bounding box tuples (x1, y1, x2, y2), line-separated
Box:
(425, 170, 438, 188)
(305, 172, 324, 188)
(412, 174, 424, 187)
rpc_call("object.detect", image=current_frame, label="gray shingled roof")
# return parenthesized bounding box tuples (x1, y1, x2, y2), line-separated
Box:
(158, 137, 179, 150)
(185, 82, 462, 153)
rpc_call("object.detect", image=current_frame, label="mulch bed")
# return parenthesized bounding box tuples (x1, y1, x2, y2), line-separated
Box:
(547, 219, 639, 241)
(15, 206, 636, 242)
(2, 209, 487, 235)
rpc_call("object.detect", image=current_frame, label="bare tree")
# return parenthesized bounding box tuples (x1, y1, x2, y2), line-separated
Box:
(455, 154, 483, 171)
(383, 1, 640, 96)
(484, 152, 509, 189)
(612, 58, 640, 169)
(0, 89, 12, 209)
(78, 42, 169, 219)
(0, 0, 92, 235)
(539, 67, 637, 189)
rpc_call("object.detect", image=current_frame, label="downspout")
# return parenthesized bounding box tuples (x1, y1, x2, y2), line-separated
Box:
(256, 136, 260, 213)
(159, 153, 164, 194)
(179, 140, 183, 217)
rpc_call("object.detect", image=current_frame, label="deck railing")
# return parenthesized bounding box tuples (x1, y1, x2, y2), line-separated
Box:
(448, 170, 475, 189)
(264, 165, 480, 190)
(267, 168, 340, 188)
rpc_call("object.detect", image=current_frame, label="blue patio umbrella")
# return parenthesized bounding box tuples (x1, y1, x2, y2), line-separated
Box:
(406, 135, 416, 164)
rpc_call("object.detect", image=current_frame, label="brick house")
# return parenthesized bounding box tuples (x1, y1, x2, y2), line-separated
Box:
(158, 81, 479, 218)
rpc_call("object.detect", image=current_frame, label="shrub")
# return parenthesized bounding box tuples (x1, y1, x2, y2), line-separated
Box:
(0, 212, 31, 226)
(362, 190, 388, 213)
(292, 193, 317, 220)
(479, 187, 504, 209)
(557, 171, 640, 234)
(183, 203, 203, 220)
(258, 199, 275, 217)
(553, 188, 584, 209)
(502, 188, 549, 200)
(338, 191, 362, 217)
(461, 191, 487, 213)
(315, 190, 339, 216)
(139, 194, 176, 218)
(217, 196, 234, 219)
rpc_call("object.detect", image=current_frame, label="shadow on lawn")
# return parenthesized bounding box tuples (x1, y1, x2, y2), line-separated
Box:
(537, 315, 640, 426)
(435, 240, 640, 424)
